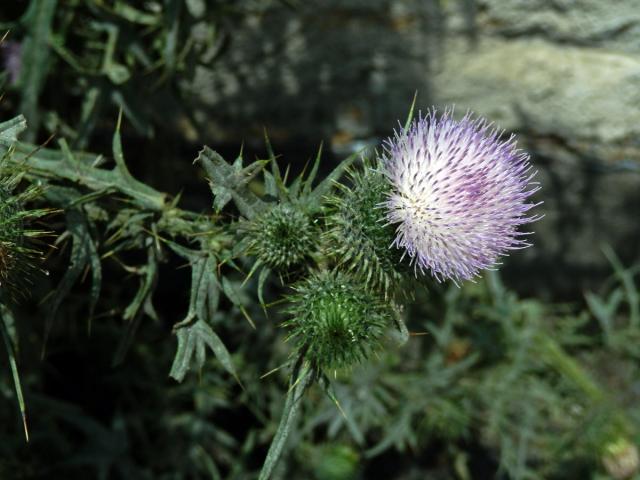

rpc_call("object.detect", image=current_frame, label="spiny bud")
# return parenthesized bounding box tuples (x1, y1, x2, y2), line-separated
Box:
(284, 270, 393, 371)
(325, 163, 409, 298)
(246, 203, 317, 271)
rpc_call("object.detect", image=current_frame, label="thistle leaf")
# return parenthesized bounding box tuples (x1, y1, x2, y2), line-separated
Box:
(113, 246, 158, 365)
(17, 0, 57, 141)
(43, 209, 101, 353)
(169, 319, 239, 384)
(306, 149, 361, 206)
(0, 116, 28, 147)
(196, 146, 267, 219)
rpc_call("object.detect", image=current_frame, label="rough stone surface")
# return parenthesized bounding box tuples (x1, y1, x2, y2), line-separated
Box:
(181, 0, 640, 295)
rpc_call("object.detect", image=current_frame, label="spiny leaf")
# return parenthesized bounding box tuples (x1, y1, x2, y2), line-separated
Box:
(302, 142, 323, 196)
(257, 266, 271, 311)
(43, 208, 101, 354)
(17, 0, 57, 141)
(602, 245, 639, 328)
(112, 113, 166, 210)
(167, 249, 239, 384)
(113, 245, 158, 365)
(196, 146, 267, 219)
(306, 149, 361, 206)
(264, 128, 287, 198)
(318, 373, 365, 446)
(403, 91, 418, 132)
(170, 319, 239, 384)
(0, 115, 27, 147)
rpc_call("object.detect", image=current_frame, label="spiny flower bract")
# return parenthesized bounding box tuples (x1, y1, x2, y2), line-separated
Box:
(325, 162, 409, 298)
(381, 109, 541, 283)
(0, 178, 48, 299)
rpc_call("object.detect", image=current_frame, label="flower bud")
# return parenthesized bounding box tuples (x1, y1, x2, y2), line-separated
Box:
(284, 270, 392, 371)
(325, 164, 408, 297)
(246, 203, 317, 271)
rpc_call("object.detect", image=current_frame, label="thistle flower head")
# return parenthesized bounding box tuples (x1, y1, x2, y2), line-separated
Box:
(381, 109, 541, 283)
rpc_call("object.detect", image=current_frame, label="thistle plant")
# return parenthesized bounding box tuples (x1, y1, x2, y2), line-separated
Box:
(3, 83, 638, 479)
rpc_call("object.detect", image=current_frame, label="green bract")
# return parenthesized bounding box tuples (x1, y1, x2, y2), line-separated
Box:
(0, 188, 24, 285)
(0, 172, 47, 299)
(284, 270, 392, 371)
(326, 162, 408, 298)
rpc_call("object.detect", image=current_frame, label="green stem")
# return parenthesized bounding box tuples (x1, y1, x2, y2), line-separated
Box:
(259, 357, 314, 480)
(537, 332, 605, 403)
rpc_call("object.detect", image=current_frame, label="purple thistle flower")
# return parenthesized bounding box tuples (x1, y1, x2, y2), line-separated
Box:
(381, 108, 541, 284)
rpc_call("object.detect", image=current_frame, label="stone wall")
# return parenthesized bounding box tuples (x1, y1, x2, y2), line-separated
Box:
(182, 0, 640, 296)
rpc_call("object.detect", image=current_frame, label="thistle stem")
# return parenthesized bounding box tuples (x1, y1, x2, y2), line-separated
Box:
(259, 356, 314, 480)
(536, 333, 605, 403)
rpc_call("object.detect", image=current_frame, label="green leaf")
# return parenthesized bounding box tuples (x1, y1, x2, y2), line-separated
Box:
(602, 245, 639, 328)
(403, 91, 418, 132)
(167, 248, 238, 383)
(196, 146, 267, 219)
(169, 319, 239, 384)
(113, 245, 158, 365)
(2, 134, 166, 212)
(257, 266, 271, 310)
(0, 115, 28, 147)
(302, 142, 323, 196)
(43, 208, 101, 353)
(112, 113, 165, 210)
(264, 129, 287, 199)
(318, 373, 365, 446)
(163, 0, 182, 73)
(18, 0, 58, 141)
(585, 290, 623, 340)
(306, 149, 361, 206)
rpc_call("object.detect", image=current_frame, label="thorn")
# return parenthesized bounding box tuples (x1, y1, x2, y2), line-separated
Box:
(260, 363, 287, 379)
(240, 306, 256, 329)
(22, 412, 29, 443)
(116, 108, 123, 132)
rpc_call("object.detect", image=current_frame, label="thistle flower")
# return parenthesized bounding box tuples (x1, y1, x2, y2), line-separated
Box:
(381, 109, 541, 283)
